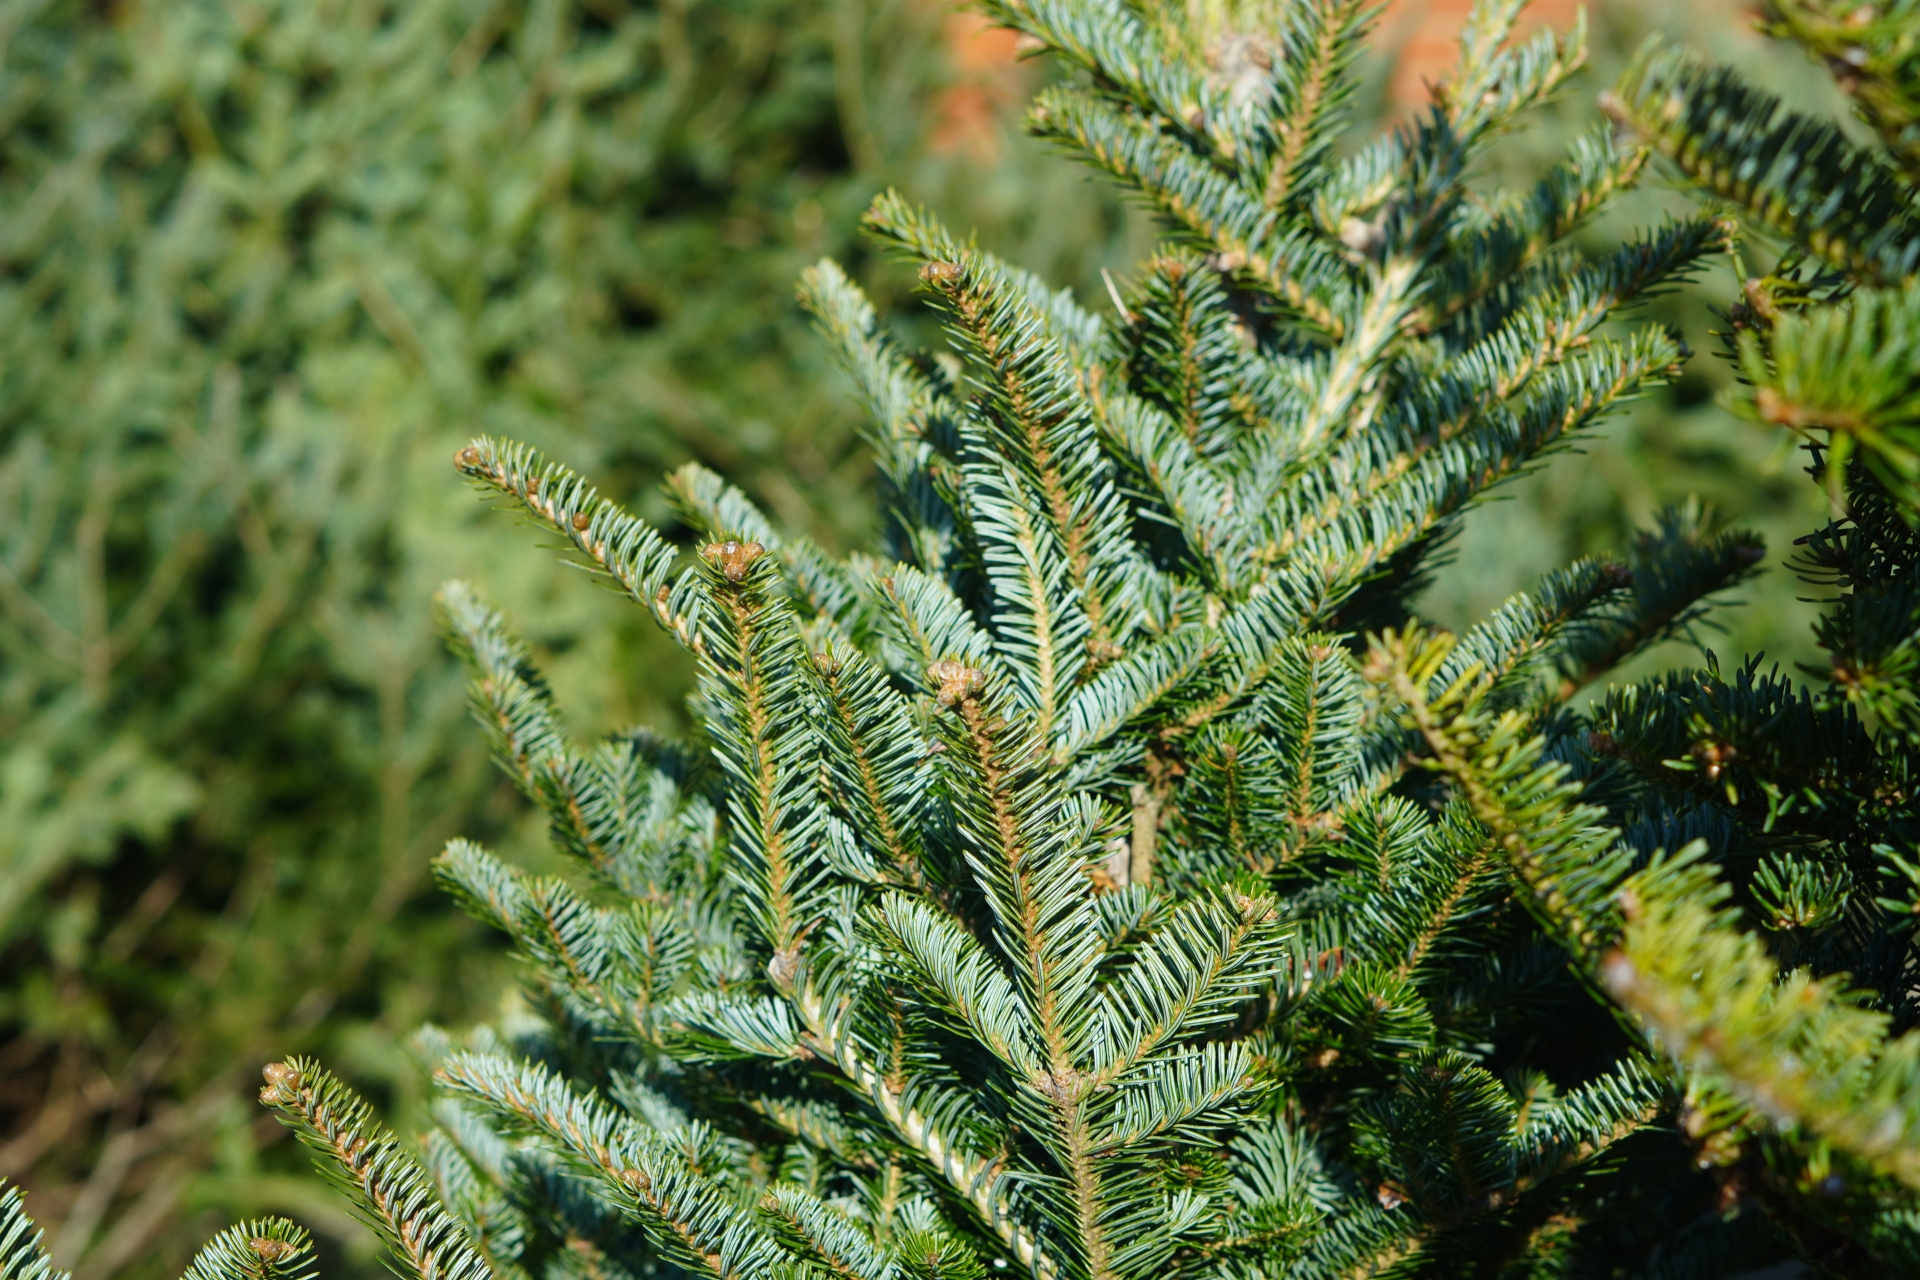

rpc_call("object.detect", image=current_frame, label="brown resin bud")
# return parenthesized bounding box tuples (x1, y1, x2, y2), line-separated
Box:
(572, 510, 592, 531)
(259, 1061, 302, 1104)
(454, 445, 484, 470)
(927, 659, 985, 708)
(918, 261, 963, 288)
(249, 1239, 299, 1266)
(701, 539, 766, 582)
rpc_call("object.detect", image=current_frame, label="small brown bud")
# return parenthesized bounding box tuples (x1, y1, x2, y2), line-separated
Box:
(927, 659, 985, 708)
(249, 1238, 299, 1266)
(454, 445, 484, 470)
(1693, 740, 1737, 780)
(259, 1061, 302, 1103)
(572, 511, 591, 531)
(919, 261, 963, 288)
(812, 650, 842, 677)
(700, 539, 767, 582)
(621, 1167, 653, 1195)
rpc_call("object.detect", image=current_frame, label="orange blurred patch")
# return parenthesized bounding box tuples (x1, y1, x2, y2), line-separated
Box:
(930, 11, 1026, 159)
(927, 0, 1593, 152)
(1382, 0, 1586, 111)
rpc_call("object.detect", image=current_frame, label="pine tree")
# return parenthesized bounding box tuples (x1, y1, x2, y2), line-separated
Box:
(14, 0, 1884, 1277)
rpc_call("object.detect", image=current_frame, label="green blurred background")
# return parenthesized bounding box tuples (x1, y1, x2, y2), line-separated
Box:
(0, 1, 1855, 1277)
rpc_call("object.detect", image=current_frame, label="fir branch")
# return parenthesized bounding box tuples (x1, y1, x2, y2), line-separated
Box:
(1367, 627, 1627, 964)
(455, 438, 701, 652)
(1370, 626, 1920, 1196)
(1509, 1057, 1671, 1192)
(1439, 558, 1633, 709)
(1761, 0, 1920, 172)
(1548, 505, 1764, 699)
(1260, 0, 1376, 211)
(668, 463, 872, 636)
(921, 660, 1121, 1278)
(871, 891, 1045, 1075)
(1388, 839, 1495, 984)
(873, 565, 999, 684)
(798, 259, 966, 571)
(695, 537, 828, 969)
(1733, 282, 1920, 507)
(1027, 84, 1352, 335)
(759, 1186, 892, 1280)
(1095, 890, 1284, 1074)
(435, 1053, 786, 1279)
(258, 1058, 494, 1280)
(876, 199, 1139, 681)
(1603, 857, 1920, 1191)
(1415, 128, 1649, 336)
(812, 643, 932, 888)
(1283, 327, 1687, 582)
(1121, 254, 1258, 457)
(177, 1221, 316, 1280)
(1604, 44, 1920, 285)
(440, 583, 627, 885)
(1440, 0, 1587, 143)
(786, 982, 1054, 1279)
(1056, 626, 1211, 759)
(974, 0, 1206, 159)
(924, 662, 1103, 1071)
(1094, 393, 1240, 591)
(0, 1182, 69, 1280)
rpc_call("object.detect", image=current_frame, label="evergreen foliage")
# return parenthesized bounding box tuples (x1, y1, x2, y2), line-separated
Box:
(392, 1, 1785, 1274)
(1348, 2, 1920, 1270)
(0, 2, 1123, 1276)
(14, 1, 1918, 1279)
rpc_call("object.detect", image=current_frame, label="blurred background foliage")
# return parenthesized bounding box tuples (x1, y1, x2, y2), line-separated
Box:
(0, 0, 1857, 1277)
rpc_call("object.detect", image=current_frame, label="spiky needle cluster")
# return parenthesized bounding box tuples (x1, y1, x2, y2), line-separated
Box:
(12, 0, 1859, 1277)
